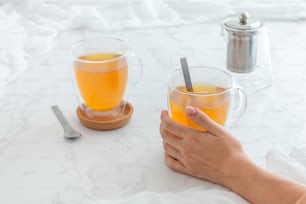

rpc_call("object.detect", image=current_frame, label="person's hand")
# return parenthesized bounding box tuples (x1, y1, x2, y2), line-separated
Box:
(160, 106, 247, 187)
(160, 106, 306, 204)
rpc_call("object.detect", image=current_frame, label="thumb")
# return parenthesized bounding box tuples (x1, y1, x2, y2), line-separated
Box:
(185, 106, 225, 136)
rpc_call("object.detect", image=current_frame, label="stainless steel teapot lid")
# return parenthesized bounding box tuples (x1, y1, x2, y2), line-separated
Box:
(223, 11, 263, 31)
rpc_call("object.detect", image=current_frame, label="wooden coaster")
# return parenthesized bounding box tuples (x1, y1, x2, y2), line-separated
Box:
(76, 103, 133, 131)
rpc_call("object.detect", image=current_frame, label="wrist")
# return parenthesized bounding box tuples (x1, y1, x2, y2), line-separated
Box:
(220, 153, 254, 190)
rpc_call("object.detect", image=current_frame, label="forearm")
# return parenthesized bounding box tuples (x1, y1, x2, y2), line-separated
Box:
(296, 194, 306, 204)
(223, 155, 306, 204)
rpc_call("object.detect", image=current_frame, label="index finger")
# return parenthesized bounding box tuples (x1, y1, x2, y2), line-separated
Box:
(160, 109, 200, 139)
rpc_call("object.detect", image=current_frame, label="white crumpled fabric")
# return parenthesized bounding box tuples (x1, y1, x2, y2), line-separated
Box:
(1, 0, 306, 92)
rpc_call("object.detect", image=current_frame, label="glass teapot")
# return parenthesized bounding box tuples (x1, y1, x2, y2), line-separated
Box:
(221, 11, 273, 94)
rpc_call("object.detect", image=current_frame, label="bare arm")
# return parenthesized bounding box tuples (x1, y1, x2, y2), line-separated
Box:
(160, 106, 306, 204)
(224, 153, 306, 204)
(296, 194, 306, 204)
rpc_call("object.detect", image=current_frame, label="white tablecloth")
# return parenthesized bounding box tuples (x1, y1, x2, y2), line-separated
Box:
(1, 0, 306, 203)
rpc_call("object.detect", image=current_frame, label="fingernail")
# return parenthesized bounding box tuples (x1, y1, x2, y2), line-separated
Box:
(186, 106, 195, 116)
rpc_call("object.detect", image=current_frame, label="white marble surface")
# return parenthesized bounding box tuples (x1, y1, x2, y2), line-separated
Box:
(1, 4, 306, 203)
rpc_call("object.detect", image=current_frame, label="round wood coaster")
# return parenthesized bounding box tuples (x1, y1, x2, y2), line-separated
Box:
(76, 103, 133, 131)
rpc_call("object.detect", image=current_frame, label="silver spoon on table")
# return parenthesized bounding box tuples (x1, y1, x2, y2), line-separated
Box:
(51, 105, 81, 139)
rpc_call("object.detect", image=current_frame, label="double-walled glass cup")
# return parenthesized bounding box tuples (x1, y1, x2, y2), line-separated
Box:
(71, 37, 141, 127)
(168, 66, 247, 130)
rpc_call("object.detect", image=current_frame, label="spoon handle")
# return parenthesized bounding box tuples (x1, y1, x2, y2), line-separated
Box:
(180, 58, 194, 92)
(51, 105, 75, 132)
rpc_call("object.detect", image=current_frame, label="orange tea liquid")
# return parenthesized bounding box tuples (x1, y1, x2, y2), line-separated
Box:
(74, 53, 128, 111)
(169, 84, 230, 130)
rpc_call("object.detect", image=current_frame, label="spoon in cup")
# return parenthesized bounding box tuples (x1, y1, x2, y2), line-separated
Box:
(180, 57, 194, 92)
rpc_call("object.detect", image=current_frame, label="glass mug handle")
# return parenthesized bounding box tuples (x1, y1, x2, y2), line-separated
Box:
(128, 52, 143, 86)
(122, 52, 143, 105)
(227, 85, 247, 127)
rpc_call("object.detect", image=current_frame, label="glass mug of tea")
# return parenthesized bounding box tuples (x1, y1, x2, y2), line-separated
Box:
(168, 66, 247, 130)
(71, 37, 142, 130)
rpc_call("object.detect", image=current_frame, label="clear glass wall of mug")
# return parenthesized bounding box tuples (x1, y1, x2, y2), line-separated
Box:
(168, 66, 247, 130)
(71, 37, 141, 121)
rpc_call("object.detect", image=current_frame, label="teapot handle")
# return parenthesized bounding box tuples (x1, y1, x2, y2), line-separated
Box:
(220, 23, 228, 42)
